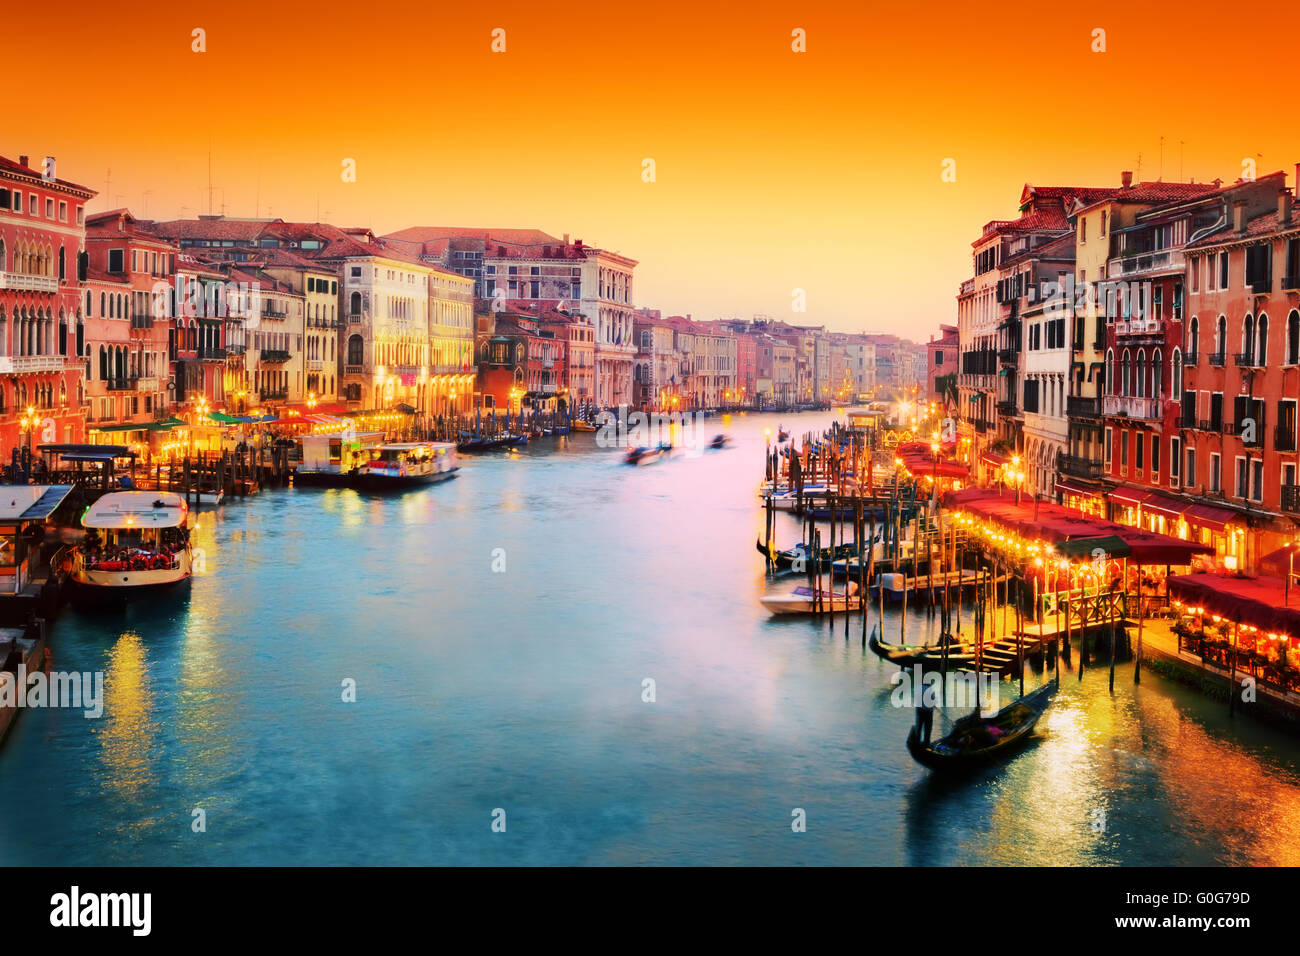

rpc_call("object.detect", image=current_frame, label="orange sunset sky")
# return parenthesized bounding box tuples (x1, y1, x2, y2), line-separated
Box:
(8, 0, 1298, 338)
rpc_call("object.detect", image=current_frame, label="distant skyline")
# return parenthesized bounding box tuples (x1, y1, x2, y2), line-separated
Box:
(10, 0, 1296, 337)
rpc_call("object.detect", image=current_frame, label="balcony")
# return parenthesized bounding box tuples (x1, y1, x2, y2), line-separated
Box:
(1225, 418, 1265, 448)
(1066, 396, 1100, 419)
(2, 354, 68, 374)
(1106, 249, 1185, 279)
(1183, 351, 1199, 367)
(259, 388, 288, 401)
(1283, 484, 1300, 514)
(1250, 277, 1272, 295)
(105, 378, 136, 391)
(260, 349, 291, 364)
(1116, 318, 1164, 337)
(136, 377, 158, 393)
(1058, 454, 1104, 480)
(0, 271, 58, 293)
(1208, 352, 1226, 367)
(344, 364, 365, 376)
(1276, 424, 1297, 453)
(1234, 352, 1260, 368)
(261, 307, 288, 319)
(347, 311, 369, 325)
(1284, 274, 1300, 291)
(995, 400, 1018, 417)
(998, 348, 1018, 364)
(1103, 394, 1162, 419)
(306, 358, 324, 372)
(198, 347, 226, 361)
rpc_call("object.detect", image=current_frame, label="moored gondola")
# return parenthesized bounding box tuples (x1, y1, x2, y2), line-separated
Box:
(868, 629, 976, 667)
(905, 679, 1057, 773)
(755, 538, 857, 572)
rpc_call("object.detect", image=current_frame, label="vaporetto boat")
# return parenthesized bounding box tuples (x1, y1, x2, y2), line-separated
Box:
(63, 491, 193, 592)
(355, 442, 460, 488)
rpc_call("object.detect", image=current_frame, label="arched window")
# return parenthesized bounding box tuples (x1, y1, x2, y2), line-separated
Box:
(347, 334, 364, 366)
(1289, 310, 1300, 365)
(1136, 349, 1147, 397)
(1152, 348, 1162, 399)
(1243, 314, 1256, 362)
(1216, 315, 1227, 358)
(1171, 347, 1183, 397)
(1121, 349, 1132, 396)
(1188, 316, 1199, 358)
(350, 291, 362, 316)
(1257, 313, 1269, 366)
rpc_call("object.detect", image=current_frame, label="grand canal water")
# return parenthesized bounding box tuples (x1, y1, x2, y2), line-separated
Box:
(3, 410, 1300, 865)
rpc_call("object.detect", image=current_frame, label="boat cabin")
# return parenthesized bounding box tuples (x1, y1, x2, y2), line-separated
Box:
(0, 485, 76, 595)
(78, 492, 189, 571)
(298, 431, 384, 476)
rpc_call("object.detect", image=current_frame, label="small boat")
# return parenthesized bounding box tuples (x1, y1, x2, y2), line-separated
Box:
(504, 433, 529, 447)
(777, 428, 790, 442)
(755, 538, 858, 572)
(868, 630, 977, 667)
(905, 679, 1057, 773)
(571, 421, 597, 432)
(64, 491, 194, 593)
(355, 442, 459, 488)
(708, 434, 729, 450)
(625, 446, 660, 466)
(761, 580, 860, 615)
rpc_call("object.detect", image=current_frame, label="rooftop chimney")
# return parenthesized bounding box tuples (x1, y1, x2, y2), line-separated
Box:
(563, 233, 570, 244)
(18, 155, 28, 169)
(1281, 188, 1293, 225)
(1121, 170, 1133, 189)
(1234, 200, 1248, 234)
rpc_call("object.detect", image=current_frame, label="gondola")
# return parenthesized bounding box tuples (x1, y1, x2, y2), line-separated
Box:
(868, 630, 976, 666)
(905, 678, 1057, 773)
(755, 538, 857, 572)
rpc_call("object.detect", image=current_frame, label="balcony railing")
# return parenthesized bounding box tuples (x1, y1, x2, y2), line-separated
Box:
(105, 378, 136, 391)
(1283, 484, 1300, 514)
(136, 377, 158, 393)
(1058, 454, 1104, 480)
(1208, 352, 1226, 367)
(1103, 394, 1162, 419)
(1283, 274, 1300, 291)
(1117, 318, 1164, 336)
(1107, 249, 1185, 279)
(344, 364, 365, 376)
(259, 388, 288, 401)
(995, 400, 1018, 416)
(1250, 277, 1272, 295)
(1183, 351, 1199, 367)
(998, 348, 1017, 364)
(1225, 418, 1265, 447)
(0, 272, 59, 293)
(5, 354, 69, 373)
(260, 349, 291, 363)
(1234, 352, 1259, 367)
(1066, 396, 1100, 419)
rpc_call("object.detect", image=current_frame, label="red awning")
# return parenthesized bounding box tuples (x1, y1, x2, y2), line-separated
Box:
(1169, 573, 1300, 638)
(1055, 478, 1099, 497)
(1111, 485, 1155, 506)
(1183, 503, 1241, 531)
(1143, 492, 1190, 520)
(981, 451, 1011, 467)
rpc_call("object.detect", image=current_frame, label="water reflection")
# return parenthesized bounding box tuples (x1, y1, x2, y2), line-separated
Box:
(0, 410, 1299, 864)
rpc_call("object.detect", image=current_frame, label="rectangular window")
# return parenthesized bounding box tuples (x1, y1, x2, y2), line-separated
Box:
(108, 249, 124, 273)
(1151, 435, 1159, 478)
(45, 198, 53, 218)
(1104, 428, 1113, 466)
(1235, 456, 1247, 498)
(58, 201, 67, 222)
(1210, 453, 1220, 493)
(29, 194, 37, 215)
(1220, 252, 1229, 289)
(1186, 447, 1196, 487)
(1135, 431, 1144, 470)
(1121, 430, 1129, 468)
(1171, 437, 1181, 484)
(1252, 459, 1264, 502)
(1210, 392, 1223, 431)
